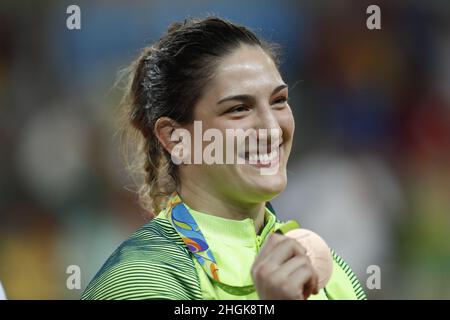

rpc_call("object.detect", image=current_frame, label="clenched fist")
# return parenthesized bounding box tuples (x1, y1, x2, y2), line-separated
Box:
(251, 233, 319, 300)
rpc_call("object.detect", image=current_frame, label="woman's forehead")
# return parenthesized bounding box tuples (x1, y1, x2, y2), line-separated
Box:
(209, 46, 284, 97)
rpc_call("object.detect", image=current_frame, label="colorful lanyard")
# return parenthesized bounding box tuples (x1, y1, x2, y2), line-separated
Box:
(165, 193, 282, 296)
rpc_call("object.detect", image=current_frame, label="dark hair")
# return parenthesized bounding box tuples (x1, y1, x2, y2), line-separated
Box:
(121, 16, 281, 216)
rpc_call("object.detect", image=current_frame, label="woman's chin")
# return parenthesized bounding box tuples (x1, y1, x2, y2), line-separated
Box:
(239, 173, 287, 201)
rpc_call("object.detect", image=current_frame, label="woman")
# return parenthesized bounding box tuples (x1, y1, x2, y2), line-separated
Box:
(82, 17, 366, 300)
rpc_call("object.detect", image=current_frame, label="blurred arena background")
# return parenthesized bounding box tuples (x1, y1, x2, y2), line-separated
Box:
(0, 0, 449, 299)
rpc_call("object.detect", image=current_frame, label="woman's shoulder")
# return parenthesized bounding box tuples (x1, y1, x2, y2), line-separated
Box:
(81, 218, 202, 300)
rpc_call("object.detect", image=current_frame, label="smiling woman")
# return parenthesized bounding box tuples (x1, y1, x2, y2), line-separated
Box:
(81, 16, 366, 300)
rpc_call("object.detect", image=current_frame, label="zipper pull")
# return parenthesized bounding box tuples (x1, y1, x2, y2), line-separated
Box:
(256, 235, 264, 249)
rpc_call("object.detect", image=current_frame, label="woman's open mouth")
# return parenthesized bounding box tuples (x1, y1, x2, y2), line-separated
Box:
(237, 144, 282, 168)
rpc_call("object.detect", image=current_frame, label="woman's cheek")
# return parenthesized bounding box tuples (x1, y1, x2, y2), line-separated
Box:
(279, 108, 295, 140)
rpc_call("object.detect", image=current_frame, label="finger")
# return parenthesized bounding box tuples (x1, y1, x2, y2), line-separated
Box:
(276, 255, 310, 279)
(303, 269, 319, 298)
(263, 256, 311, 299)
(305, 266, 319, 296)
(258, 237, 307, 273)
(253, 233, 285, 264)
(289, 265, 317, 299)
(254, 241, 308, 291)
(311, 270, 319, 295)
(303, 278, 314, 299)
(277, 265, 311, 300)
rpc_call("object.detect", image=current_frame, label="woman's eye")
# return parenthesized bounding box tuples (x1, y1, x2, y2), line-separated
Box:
(228, 105, 250, 113)
(273, 96, 288, 104)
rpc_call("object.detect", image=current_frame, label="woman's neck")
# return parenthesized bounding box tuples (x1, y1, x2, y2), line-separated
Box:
(178, 182, 266, 234)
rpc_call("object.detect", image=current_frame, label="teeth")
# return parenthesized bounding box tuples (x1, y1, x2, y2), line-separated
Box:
(270, 150, 278, 160)
(247, 150, 279, 164)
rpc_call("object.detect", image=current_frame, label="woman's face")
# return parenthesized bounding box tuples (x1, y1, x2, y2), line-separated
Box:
(179, 44, 295, 205)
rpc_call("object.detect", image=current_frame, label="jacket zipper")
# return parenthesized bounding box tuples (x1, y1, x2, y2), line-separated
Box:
(256, 235, 263, 251)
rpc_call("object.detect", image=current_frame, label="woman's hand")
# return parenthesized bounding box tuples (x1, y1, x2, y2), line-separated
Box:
(251, 233, 319, 300)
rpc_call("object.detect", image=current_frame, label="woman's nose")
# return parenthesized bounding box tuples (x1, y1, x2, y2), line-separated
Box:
(254, 104, 282, 144)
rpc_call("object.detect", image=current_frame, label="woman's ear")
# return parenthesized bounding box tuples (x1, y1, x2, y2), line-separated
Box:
(154, 117, 180, 154)
(154, 117, 191, 164)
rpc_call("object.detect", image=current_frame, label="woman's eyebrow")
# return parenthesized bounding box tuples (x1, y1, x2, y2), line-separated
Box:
(217, 83, 288, 105)
(271, 83, 288, 96)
